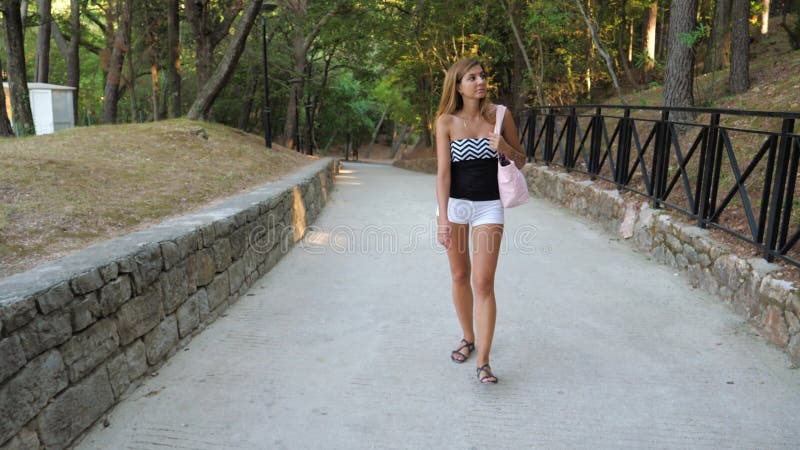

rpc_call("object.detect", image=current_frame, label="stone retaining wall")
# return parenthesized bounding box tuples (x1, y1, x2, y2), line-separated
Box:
(524, 164, 800, 366)
(0, 158, 338, 450)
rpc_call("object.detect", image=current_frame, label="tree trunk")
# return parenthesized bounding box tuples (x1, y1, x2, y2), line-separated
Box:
(238, 64, 260, 131)
(184, 0, 244, 94)
(729, 0, 750, 93)
(390, 125, 411, 159)
(150, 64, 160, 121)
(365, 105, 389, 158)
(576, 0, 626, 104)
(761, 0, 770, 35)
(186, 0, 262, 120)
(101, 0, 131, 124)
(35, 0, 52, 83)
(283, 24, 306, 149)
(0, 58, 16, 137)
(167, 0, 181, 117)
(706, 0, 731, 73)
(780, 11, 800, 50)
(644, 1, 657, 70)
(2, 0, 35, 135)
(663, 0, 698, 122)
(68, 0, 80, 122)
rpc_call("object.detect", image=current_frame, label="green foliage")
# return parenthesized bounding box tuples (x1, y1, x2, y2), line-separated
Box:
(678, 23, 709, 48)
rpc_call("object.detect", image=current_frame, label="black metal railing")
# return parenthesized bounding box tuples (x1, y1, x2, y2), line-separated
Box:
(514, 105, 800, 267)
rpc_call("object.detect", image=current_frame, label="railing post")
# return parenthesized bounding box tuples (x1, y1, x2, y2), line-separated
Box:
(588, 107, 602, 178)
(565, 107, 577, 171)
(764, 118, 796, 260)
(544, 108, 555, 165)
(526, 109, 537, 162)
(651, 109, 671, 208)
(696, 113, 720, 227)
(615, 108, 632, 186)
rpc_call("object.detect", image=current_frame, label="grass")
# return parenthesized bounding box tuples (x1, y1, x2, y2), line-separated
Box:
(0, 119, 315, 278)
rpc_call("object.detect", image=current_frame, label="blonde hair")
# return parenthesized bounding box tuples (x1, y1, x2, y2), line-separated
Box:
(435, 58, 493, 123)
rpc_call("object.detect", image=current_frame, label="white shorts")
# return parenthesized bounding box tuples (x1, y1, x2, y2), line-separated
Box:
(437, 197, 504, 227)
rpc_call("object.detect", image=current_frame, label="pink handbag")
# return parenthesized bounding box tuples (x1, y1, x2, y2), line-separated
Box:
(494, 105, 529, 208)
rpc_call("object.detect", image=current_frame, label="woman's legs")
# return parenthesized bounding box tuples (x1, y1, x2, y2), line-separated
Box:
(471, 224, 503, 372)
(447, 222, 474, 357)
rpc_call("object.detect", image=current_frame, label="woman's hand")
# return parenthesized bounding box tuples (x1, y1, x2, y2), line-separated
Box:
(487, 133, 507, 155)
(437, 217, 452, 249)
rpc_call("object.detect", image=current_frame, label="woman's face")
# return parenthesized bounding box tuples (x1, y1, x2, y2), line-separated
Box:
(457, 65, 487, 99)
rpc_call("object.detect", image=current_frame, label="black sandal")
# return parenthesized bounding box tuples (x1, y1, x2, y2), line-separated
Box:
(476, 364, 498, 384)
(450, 339, 475, 363)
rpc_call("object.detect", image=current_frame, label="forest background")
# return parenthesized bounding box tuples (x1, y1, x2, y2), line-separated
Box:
(0, 0, 799, 153)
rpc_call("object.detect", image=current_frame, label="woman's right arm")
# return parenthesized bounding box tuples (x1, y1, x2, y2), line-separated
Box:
(435, 115, 452, 249)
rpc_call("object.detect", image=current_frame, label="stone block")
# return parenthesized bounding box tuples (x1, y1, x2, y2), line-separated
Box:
(787, 334, 800, 367)
(207, 272, 230, 311)
(195, 248, 215, 287)
(116, 254, 136, 274)
(0, 297, 38, 332)
(228, 260, 245, 294)
(0, 335, 25, 384)
(36, 282, 74, 315)
(0, 427, 40, 450)
(200, 224, 216, 247)
(160, 241, 180, 271)
(131, 243, 164, 294)
(98, 262, 119, 283)
(760, 305, 790, 347)
(99, 275, 132, 316)
(213, 217, 235, 238)
(675, 253, 689, 271)
(124, 340, 148, 380)
(144, 315, 178, 365)
(665, 234, 683, 253)
(38, 366, 114, 449)
(786, 310, 800, 336)
(160, 264, 189, 314)
(212, 238, 232, 273)
(18, 312, 71, 360)
(185, 253, 198, 295)
(683, 244, 700, 265)
(230, 226, 247, 260)
(61, 319, 119, 382)
(70, 293, 101, 332)
(177, 293, 200, 338)
(176, 231, 201, 259)
(115, 283, 163, 345)
(70, 269, 104, 295)
(0, 351, 68, 445)
(105, 351, 130, 399)
(195, 289, 210, 323)
(234, 210, 248, 227)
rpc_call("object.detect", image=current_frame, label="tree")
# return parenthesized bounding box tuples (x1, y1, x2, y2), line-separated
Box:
(2, 0, 36, 135)
(35, 0, 52, 82)
(761, 0, 770, 35)
(0, 58, 15, 137)
(705, 0, 731, 73)
(52, 0, 82, 122)
(663, 0, 698, 121)
(101, 0, 133, 124)
(167, 0, 181, 117)
(184, 0, 244, 91)
(729, 0, 750, 93)
(187, 0, 263, 120)
(643, 1, 657, 71)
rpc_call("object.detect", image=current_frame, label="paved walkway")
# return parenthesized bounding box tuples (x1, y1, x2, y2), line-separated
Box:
(77, 162, 800, 449)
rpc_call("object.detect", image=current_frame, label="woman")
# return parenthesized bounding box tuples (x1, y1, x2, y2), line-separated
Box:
(435, 58, 526, 384)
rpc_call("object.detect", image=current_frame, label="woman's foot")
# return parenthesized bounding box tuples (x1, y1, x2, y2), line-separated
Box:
(476, 364, 498, 384)
(450, 338, 475, 363)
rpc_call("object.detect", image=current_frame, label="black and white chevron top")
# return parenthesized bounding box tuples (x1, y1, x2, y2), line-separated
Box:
(450, 138, 499, 201)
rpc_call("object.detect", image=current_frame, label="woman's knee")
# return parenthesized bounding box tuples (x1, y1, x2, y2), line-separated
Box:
(473, 276, 495, 297)
(451, 270, 470, 285)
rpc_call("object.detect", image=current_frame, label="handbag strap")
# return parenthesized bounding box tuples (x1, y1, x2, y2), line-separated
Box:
(494, 104, 508, 164)
(493, 104, 506, 135)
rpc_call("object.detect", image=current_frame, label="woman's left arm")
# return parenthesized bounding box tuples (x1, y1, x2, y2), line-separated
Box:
(491, 111, 526, 170)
